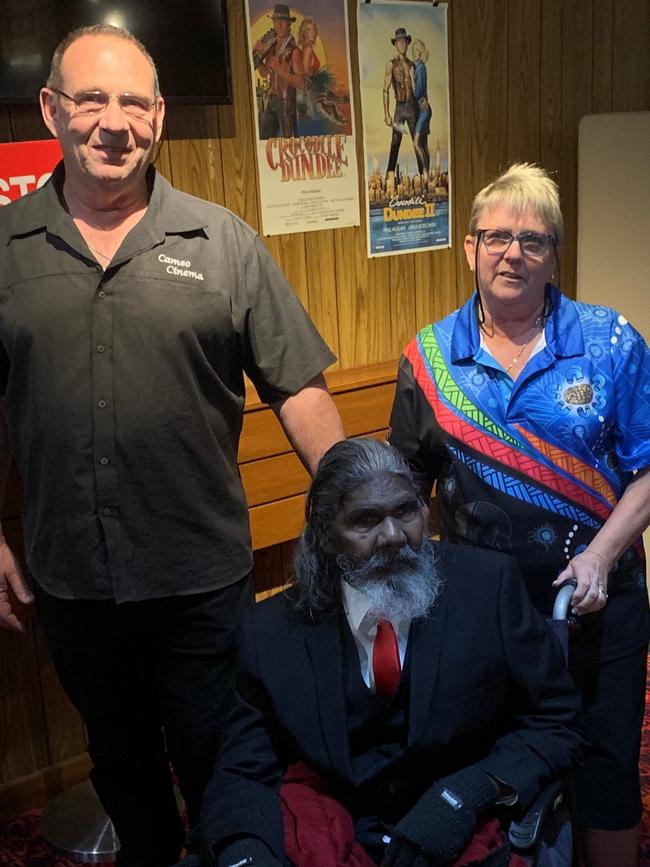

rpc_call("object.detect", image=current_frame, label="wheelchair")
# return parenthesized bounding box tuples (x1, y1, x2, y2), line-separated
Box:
(507, 579, 578, 867)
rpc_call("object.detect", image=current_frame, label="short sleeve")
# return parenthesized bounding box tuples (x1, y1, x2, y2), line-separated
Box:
(234, 236, 336, 404)
(610, 315, 650, 472)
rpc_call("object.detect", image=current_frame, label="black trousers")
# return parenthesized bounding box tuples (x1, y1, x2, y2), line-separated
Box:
(35, 576, 253, 867)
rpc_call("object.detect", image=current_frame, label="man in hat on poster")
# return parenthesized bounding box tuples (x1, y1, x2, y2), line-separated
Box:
(255, 4, 305, 139)
(383, 27, 419, 178)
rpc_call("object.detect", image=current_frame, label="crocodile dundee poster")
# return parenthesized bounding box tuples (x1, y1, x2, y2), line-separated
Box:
(357, 0, 450, 257)
(246, 0, 360, 235)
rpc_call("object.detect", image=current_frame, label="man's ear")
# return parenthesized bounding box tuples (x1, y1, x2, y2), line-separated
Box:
(153, 96, 166, 144)
(39, 88, 60, 139)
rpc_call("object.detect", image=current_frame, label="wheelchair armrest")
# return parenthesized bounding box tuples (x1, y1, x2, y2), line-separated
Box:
(508, 779, 565, 851)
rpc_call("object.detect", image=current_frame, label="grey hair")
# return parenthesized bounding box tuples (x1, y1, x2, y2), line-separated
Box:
(469, 162, 563, 246)
(290, 438, 419, 619)
(46, 25, 160, 97)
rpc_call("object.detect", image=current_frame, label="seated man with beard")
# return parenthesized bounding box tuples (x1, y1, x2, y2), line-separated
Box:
(200, 438, 584, 867)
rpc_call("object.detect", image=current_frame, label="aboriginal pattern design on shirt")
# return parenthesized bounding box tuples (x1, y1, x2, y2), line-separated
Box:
(404, 327, 617, 529)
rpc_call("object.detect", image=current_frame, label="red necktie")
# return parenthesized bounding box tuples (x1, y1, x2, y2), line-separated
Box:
(372, 620, 401, 700)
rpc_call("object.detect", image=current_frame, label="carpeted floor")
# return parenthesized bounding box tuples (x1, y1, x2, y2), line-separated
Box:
(3, 678, 650, 866)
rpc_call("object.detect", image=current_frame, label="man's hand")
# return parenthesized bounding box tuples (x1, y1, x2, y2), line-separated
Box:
(384, 113, 393, 127)
(382, 767, 497, 867)
(552, 549, 609, 615)
(0, 540, 33, 633)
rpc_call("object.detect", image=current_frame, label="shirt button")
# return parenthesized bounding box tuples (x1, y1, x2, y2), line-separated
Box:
(98, 290, 106, 299)
(98, 399, 107, 408)
(99, 456, 109, 466)
(97, 344, 105, 353)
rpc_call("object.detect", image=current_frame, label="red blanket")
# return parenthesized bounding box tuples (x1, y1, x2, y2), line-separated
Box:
(279, 763, 527, 867)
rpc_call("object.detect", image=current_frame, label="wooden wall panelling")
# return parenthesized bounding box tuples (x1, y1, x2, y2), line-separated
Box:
(612, 0, 650, 111)
(239, 407, 289, 463)
(334, 226, 393, 367)
(240, 373, 396, 468)
(252, 538, 295, 600)
(304, 230, 341, 366)
(0, 507, 50, 786)
(592, 0, 614, 114)
(253, 542, 288, 598)
(153, 137, 174, 183)
(539, 0, 564, 286)
(448, 1, 508, 289)
(164, 106, 226, 205)
(264, 232, 309, 308)
(0, 754, 92, 825)
(559, 0, 593, 302)
(241, 452, 310, 507)
(0, 614, 49, 783)
(250, 495, 306, 550)
(217, 0, 260, 229)
(388, 254, 417, 360)
(506, 0, 542, 165)
(414, 247, 460, 334)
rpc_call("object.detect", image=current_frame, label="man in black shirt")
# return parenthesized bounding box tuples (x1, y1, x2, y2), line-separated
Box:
(0, 23, 343, 867)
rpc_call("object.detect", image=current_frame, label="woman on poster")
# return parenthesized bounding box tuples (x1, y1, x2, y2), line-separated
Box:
(297, 17, 321, 75)
(411, 38, 431, 178)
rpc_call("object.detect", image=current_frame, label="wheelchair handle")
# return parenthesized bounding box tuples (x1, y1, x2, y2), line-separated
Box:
(552, 579, 577, 621)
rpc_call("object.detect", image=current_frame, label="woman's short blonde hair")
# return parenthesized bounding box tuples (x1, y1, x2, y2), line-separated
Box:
(469, 162, 563, 245)
(411, 39, 429, 62)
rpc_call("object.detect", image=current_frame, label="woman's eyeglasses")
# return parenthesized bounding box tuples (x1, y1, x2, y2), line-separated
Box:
(477, 229, 556, 260)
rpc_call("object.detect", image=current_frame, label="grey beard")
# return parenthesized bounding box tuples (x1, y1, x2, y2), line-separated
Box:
(337, 539, 442, 621)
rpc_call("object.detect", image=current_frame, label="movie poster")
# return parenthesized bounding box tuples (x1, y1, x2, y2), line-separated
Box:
(245, 0, 360, 236)
(357, 0, 450, 257)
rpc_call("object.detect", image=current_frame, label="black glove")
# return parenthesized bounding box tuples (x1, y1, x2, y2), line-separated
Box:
(382, 766, 498, 867)
(211, 836, 281, 867)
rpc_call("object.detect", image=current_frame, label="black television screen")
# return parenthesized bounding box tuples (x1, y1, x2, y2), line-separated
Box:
(0, 0, 232, 105)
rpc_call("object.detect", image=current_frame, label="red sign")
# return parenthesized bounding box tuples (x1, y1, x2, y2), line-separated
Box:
(0, 139, 62, 206)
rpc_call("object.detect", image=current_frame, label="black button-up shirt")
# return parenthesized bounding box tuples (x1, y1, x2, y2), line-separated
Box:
(0, 163, 335, 601)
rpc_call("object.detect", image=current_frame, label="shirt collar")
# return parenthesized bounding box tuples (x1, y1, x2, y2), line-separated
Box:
(6, 161, 208, 241)
(450, 285, 584, 364)
(341, 579, 410, 637)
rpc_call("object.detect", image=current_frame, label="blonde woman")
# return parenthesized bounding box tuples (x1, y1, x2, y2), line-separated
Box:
(411, 38, 431, 175)
(297, 16, 320, 74)
(390, 163, 650, 867)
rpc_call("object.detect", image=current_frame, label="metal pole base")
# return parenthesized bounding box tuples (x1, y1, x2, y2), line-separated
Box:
(40, 780, 120, 863)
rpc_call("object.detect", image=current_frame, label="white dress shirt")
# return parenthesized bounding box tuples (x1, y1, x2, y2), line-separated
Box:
(341, 580, 411, 692)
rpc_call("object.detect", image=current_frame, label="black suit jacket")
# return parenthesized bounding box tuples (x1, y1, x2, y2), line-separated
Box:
(202, 542, 584, 860)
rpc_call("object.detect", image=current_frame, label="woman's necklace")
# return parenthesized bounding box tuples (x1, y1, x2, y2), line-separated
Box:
(481, 312, 544, 375)
(503, 320, 542, 373)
